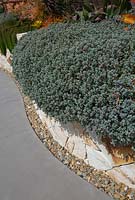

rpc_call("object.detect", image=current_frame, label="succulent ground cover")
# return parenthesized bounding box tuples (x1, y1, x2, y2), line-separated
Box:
(12, 20, 135, 150)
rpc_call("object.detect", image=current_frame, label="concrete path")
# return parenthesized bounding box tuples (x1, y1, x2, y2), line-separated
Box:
(0, 71, 113, 200)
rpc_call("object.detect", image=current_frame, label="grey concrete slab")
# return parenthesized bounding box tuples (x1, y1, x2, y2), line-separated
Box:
(0, 71, 113, 200)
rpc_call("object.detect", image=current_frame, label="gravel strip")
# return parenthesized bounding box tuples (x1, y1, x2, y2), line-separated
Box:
(1, 68, 135, 200)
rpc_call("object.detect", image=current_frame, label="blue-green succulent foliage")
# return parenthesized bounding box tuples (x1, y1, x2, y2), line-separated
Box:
(12, 21, 135, 149)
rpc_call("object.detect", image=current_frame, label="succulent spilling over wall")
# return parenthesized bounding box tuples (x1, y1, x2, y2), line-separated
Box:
(12, 21, 135, 150)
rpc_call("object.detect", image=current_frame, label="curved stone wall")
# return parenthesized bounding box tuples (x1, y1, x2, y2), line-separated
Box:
(34, 104, 114, 170)
(0, 39, 135, 188)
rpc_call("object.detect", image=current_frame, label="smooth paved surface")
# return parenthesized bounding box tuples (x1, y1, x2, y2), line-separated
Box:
(0, 71, 113, 200)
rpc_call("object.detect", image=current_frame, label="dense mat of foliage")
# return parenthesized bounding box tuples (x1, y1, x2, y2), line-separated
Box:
(12, 21, 135, 149)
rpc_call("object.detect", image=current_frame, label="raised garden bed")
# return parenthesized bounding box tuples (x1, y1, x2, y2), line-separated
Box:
(0, 19, 135, 199)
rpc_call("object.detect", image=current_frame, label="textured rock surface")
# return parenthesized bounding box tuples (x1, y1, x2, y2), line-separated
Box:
(107, 164, 135, 189)
(68, 135, 86, 160)
(0, 53, 12, 72)
(86, 145, 113, 170)
(34, 107, 69, 147)
(34, 106, 114, 170)
(16, 33, 27, 41)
